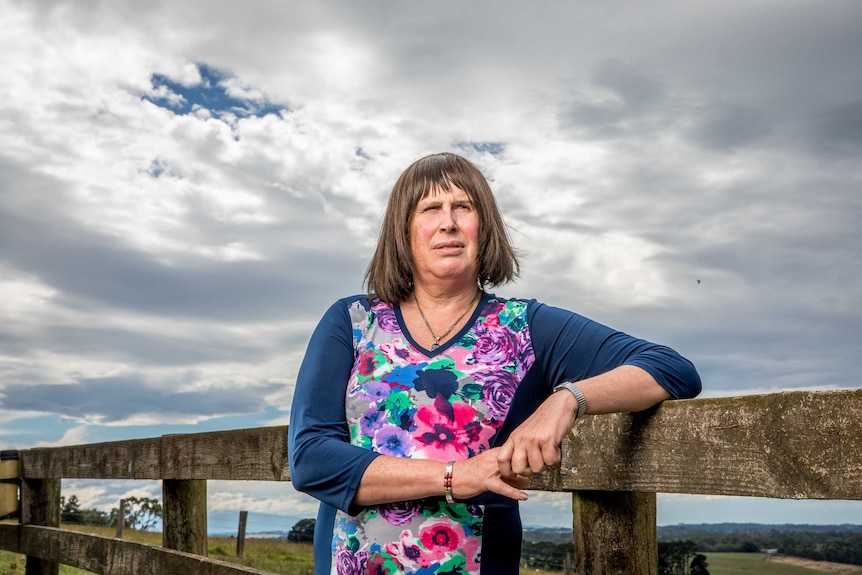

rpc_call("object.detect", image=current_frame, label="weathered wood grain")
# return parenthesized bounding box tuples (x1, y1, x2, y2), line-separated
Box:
(573, 491, 657, 575)
(0, 523, 19, 553)
(162, 479, 207, 555)
(21, 427, 290, 481)
(21, 479, 60, 575)
(23, 438, 162, 479)
(18, 526, 275, 575)
(529, 390, 862, 500)
(161, 427, 290, 481)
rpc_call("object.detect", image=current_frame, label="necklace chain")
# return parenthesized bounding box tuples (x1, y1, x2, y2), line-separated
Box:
(414, 290, 480, 351)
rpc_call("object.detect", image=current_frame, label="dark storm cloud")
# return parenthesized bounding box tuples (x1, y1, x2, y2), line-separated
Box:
(1, 374, 280, 422)
(559, 59, 671, 139)
(40, 325, 273, 366)
(0, 207, 358, 321)
(809, 100, 862, 156)
(687, 103, 772, 152)
(0, 159, 366, 323)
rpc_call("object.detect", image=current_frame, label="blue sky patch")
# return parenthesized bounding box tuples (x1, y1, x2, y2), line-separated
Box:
(455, 141, 505, 156)
(144, 63, 285, 119)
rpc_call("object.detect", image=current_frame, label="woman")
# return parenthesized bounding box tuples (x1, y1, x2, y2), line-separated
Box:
(289, 153, 701, 574)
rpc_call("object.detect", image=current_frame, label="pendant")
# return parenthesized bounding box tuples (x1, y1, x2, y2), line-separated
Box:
(431, 342, 440, 351)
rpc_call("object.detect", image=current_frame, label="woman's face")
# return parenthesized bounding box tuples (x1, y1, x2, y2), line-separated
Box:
(409, 185, 480, 289)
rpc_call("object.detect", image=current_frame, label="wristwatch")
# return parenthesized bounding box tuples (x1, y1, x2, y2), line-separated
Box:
(553, 381, 588, 420)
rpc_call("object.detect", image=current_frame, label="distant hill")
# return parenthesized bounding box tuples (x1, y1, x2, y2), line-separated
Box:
(656, 523, 862, 566)
(207, 510, 305, 538)
(525, 523, 862, 566)
(525, 523, 862, 543)
(657, 523, 862, 537)
(523, 526, 573, 543)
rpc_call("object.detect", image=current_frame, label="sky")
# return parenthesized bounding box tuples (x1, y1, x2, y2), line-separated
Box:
(1, 0, 861, 531)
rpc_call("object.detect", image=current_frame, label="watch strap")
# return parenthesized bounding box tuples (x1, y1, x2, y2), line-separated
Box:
(553, 381, 588, 419)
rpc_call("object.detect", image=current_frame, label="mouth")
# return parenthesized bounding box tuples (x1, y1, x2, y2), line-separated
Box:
(434, 241, 465, 251)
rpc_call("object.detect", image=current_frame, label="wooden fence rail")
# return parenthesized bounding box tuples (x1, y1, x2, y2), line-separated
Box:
(1, 389, 860, 574)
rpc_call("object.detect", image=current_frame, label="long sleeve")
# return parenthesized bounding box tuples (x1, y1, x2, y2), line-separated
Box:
(288, 297, 381, 514)
(528, 301, 701, 399)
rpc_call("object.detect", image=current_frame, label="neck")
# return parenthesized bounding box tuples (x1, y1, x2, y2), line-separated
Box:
(411, 283, 479, 308)
(410, 286, 481, 351)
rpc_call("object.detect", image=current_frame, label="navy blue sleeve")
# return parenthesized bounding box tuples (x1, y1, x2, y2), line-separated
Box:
(528, 301, 701, 399)
(288, 298, 381, 514)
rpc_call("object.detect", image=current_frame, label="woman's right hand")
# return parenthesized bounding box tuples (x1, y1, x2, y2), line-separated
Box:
(453, 447, 530, 501)
(353, 449, 530, 506)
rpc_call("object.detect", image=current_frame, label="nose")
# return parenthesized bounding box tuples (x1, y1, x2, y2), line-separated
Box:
(439, 207, 457, 231)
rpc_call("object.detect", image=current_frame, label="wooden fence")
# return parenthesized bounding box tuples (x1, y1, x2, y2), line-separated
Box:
(1, 389, 860, 574)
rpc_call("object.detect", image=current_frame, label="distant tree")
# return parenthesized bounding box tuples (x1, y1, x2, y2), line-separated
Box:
(690, 553, 709, 575)
(658, 549, 672, 575)
(288, 518, 316, 543)
(659, 540, 700, 575)
(110, 496, 163, 531)
(60, 494, 110, 526)
(520, 540, 574, 571)
(80, 507, 110, 526)
(60, 494, 83, 524)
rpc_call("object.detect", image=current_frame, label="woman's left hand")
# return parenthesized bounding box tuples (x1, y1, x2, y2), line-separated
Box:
(496, 389, 577, 479)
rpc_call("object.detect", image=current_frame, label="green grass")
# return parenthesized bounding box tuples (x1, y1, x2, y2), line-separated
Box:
(704, 552, 862, 575)
(512, 553, 862, 575)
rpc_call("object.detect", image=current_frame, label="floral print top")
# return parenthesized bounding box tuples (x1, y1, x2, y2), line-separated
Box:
(330, 296, 535, 574)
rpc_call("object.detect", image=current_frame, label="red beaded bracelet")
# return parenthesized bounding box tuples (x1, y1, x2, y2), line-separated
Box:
(444, 460, 455, 503)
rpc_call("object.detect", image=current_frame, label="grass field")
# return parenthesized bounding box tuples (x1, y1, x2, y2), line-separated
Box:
(2, 528, 862, 575)
(704, 552, 862, 575)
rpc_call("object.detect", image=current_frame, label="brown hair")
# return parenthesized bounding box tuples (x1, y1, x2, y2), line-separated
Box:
(364, 152, 520, 303)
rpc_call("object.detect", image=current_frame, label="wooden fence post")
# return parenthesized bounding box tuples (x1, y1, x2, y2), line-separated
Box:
(162, 479, 207, 556)
(0, 450, 19, 522)
(21, 478, 60, 575)
(572, 490, 657, 575)
(236, 510, 248, 558)
(115, 499, 125, 539)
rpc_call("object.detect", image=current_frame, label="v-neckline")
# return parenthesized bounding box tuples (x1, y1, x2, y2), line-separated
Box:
(394, 292, 488, 356)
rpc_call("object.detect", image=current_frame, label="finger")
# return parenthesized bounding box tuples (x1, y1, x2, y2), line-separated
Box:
(489, 477, 529, 501)
(510, 446, 531, 476)
(541, 441, 562, 468)
(498, 441, 525, 478)
(526, 445, 548, 475)
(495, 441, 513, 462)
(502, 474, 531, 490)
(497, 448, 516, 479)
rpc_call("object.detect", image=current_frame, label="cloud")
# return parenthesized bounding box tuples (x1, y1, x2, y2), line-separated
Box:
(2, 375, 281, 425)
(34, 425, 91, 448)
(809, 100, 862, 156)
